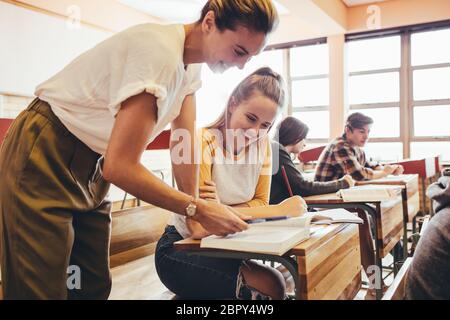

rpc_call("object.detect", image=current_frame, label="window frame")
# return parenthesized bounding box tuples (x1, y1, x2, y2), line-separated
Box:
(345, 22, 450, 160)
(286, 39, 330, 144)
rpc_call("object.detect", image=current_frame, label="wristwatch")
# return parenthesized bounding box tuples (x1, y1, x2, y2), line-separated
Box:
(185, 197, 198, 218)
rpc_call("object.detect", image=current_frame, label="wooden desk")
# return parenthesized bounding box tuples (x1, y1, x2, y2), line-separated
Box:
(175, 223, 361, 300)
(304, 190, 403, 299)
(356, 175, 420, 258)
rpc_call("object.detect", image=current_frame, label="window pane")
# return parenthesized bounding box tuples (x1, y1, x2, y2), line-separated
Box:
(413, 67, 450, 101)
(291, 78, 329, 107)
(350, 108, 400, 138)
(347, 36, 401, 72)
(411, 28, 450, 66)
(293, 111, 329, 139)
(411, 142, 450, 162)
(290, 43, 329, 77)
(349, 72, 399, 104)
(196, 49, 284, 127)
(364, 142, 403, 162)
(414, 105, 450, 137)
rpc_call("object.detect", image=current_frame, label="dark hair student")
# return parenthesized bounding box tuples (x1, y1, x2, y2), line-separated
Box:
(270, 116, 354, 205)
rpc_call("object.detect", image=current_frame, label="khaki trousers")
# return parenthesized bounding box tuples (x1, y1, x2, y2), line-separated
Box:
(0, 98, 112, 299)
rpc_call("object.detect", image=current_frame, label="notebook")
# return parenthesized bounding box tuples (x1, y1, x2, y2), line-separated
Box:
(336, 184, 402, 202)
(200, 216, 311, 256)
(304, 208, 363, 225)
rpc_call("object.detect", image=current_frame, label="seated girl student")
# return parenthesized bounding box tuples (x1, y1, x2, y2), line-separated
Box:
(155, 67, 307, 300)
(270, 116, 354, 204)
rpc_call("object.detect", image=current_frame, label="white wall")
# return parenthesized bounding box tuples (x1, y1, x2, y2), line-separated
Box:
(0, 2, 174, 202)
(0, 1, 110, 96)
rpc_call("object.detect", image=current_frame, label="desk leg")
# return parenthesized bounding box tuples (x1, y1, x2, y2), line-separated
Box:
(307, 203, 383, 300)
(356, 204, 383, 301)
(186, 251, 300, 299)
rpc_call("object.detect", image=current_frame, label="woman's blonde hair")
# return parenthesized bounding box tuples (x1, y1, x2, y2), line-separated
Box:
(197, 0, 279, 34)
(207, 67, 286, 129)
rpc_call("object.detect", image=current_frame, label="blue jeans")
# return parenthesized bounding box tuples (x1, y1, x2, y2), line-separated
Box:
(155, 225, 246, 299)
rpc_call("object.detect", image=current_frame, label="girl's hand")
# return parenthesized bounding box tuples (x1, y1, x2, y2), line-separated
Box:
(199, 180, 220, 203)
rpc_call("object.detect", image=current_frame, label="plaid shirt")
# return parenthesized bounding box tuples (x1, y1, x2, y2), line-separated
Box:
(314, 135, 378, 182)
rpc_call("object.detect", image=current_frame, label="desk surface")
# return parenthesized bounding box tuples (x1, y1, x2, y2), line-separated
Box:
(304, 186, 403, 204)
(174, 223, 348, 257)
(355, 174, 418, 186)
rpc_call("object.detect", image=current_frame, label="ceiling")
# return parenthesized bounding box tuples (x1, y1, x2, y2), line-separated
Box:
(117, 0, 289, 23)
(342, 0, 388, 7)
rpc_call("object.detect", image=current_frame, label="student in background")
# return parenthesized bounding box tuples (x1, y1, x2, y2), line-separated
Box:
(270, 116, 354, 205)
(314, 112, 404, 298)
(0, 0, 279, 299)
(155, 68, 307, 300)
(314, 112, 404, 182)
(406, 169, 450, 300)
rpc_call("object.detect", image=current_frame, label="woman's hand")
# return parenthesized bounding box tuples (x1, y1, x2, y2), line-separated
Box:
(192, 199, 250, 237)
(199, 180, 220, 203)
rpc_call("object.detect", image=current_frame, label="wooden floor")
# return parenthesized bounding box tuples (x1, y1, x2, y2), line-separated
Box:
(0, 253, 393, 300)
(110, 255, 174, 300)
(109, 252, 399, 300)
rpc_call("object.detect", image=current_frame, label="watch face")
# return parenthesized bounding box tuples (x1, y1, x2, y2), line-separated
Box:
(187, 204, 196, 217)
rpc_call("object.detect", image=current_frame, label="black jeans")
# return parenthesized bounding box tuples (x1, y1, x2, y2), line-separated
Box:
(155, 226, 246, 299)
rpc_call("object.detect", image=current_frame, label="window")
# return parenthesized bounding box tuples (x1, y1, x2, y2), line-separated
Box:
(413, 105, 450, 137)
(411, 28, 450, 66)
(351, 107, 400, 138)
(411, 142, 450, 162)
(290, 42, 329, 142)
(291, 78, 329, 107)
(290, 44, 328, 77)
(292, 110, 330, 139)
(346, 35, 401, 161)
(413, 67, 450, 101)
(410, 27, 450, 161)
(196, 49, 284, 128)
(348, 72, 399, 105)
(347, 36, 401, 72)
(364, 142, 404, 163)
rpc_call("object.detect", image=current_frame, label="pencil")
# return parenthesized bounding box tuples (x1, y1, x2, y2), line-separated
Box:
(281, 165, 294, 197)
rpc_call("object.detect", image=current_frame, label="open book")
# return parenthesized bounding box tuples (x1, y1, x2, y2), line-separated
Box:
(336, 184, 402, 202)
(200, 209, 362, 255)
(200, 216, 311, 256)
(304, 208, 363, 225)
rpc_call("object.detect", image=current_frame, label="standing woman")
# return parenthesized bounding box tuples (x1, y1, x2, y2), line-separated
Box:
(0, 0, 279, 299)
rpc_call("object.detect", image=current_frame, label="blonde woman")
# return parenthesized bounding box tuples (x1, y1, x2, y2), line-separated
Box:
(156, 68, 307, 300)
(0, 1, 279, 299)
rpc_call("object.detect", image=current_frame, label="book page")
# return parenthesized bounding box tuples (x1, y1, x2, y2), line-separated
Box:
(251, 216, 311, 229)
(201, 226, 310, 255)
(337, 185, 401, 202)
(303, 209, 363, 224)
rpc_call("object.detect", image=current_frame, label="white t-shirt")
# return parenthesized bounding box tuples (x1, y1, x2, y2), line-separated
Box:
(35, 23, 202, 155)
